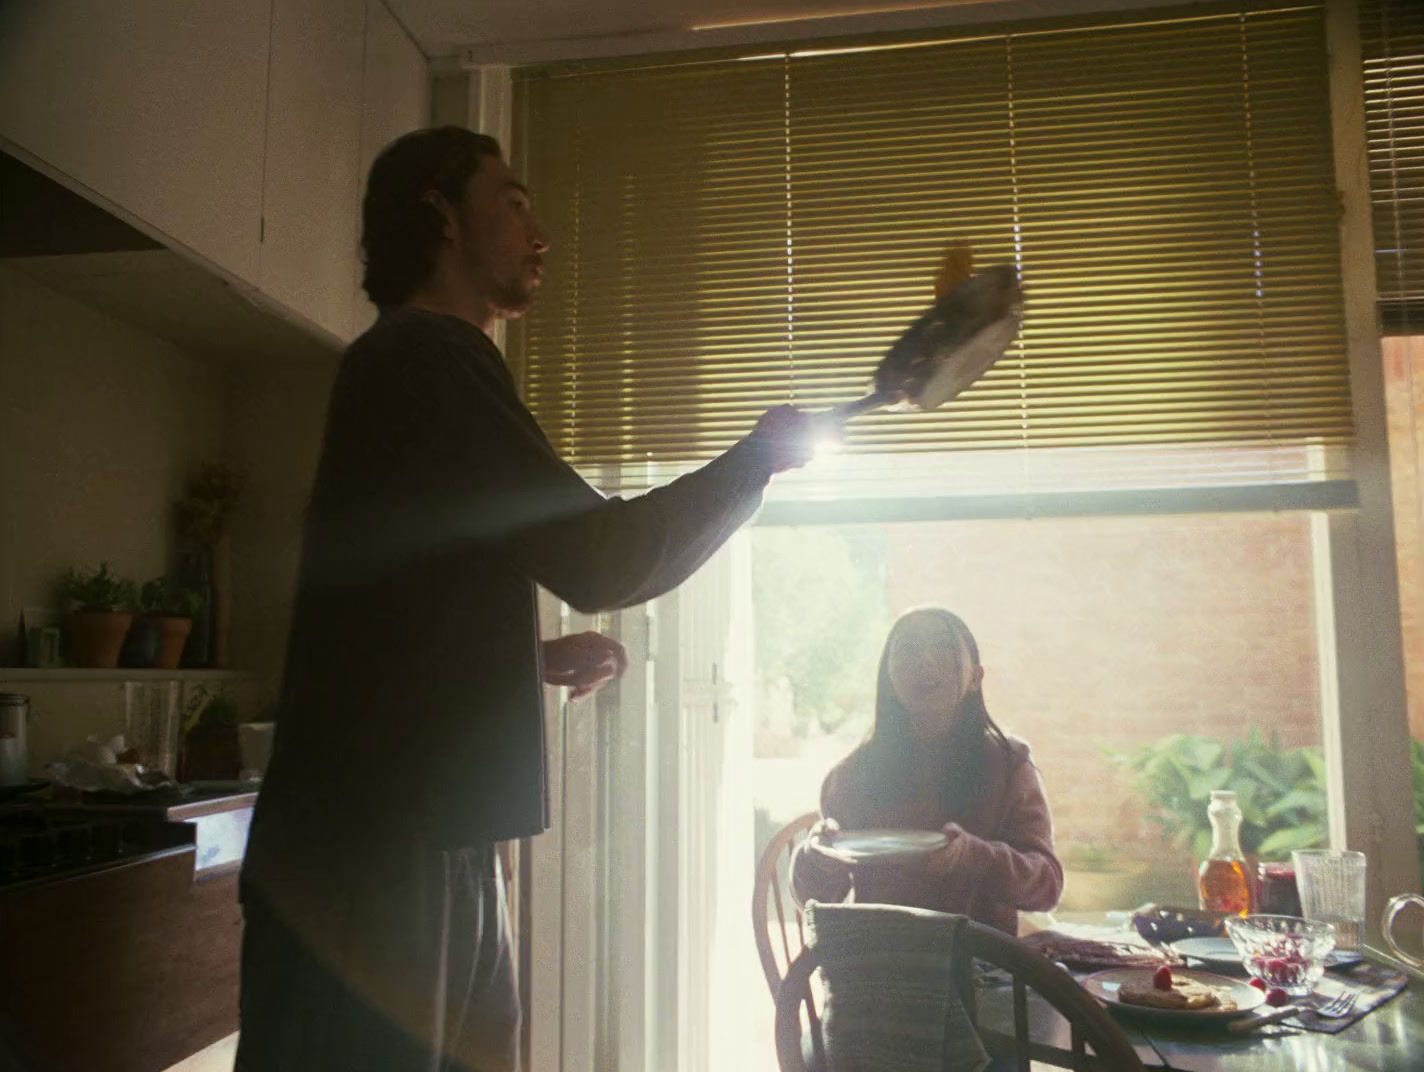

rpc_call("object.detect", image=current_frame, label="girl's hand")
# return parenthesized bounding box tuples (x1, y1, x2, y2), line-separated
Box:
(927, 822, 969, 875)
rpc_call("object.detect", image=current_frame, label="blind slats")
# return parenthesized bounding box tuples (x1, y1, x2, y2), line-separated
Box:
(1362, 0, 1424, 332)
(515, 3, 1351, 477)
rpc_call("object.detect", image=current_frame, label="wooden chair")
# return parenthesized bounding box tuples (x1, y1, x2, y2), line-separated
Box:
(752, 811, 821, 997)
(774, 919, 1146, 1072)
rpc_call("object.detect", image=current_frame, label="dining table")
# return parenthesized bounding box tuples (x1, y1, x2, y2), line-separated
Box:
(974, 912, 1424, 1071)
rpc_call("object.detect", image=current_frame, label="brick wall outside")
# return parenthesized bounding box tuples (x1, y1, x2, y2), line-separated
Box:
(760, 340, 1424, 871)
(1384, 336, 1424, 743)
(883, 512, 1323, 857)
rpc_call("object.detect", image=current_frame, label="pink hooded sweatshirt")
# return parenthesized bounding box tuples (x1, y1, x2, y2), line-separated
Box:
(790, 734, 1063, 935)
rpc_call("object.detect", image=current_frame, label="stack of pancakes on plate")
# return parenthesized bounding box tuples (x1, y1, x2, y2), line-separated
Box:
(1119, 976, 1237, 1012)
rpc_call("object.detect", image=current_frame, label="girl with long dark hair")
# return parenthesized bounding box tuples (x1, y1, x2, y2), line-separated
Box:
(791, 607, 1063, 934)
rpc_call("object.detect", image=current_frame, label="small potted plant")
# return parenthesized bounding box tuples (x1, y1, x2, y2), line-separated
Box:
(122, 577, 203, 669)
(179, 686, 242, 781)
(59, 562, 137, 668)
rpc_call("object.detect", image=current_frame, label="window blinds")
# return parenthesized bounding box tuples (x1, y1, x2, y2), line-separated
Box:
(1362, 0, 1424, 334)
(512, 4, 1349, 483)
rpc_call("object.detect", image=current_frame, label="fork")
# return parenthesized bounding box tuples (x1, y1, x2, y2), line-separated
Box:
(1313, 991, 1358, 1019)
(1227, 990, 1358, 1035)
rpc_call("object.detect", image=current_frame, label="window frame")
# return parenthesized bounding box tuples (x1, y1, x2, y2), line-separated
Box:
(501, 2, 1420, 1069)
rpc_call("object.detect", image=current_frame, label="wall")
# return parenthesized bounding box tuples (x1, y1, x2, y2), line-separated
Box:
(0, 260, 339, 766)
(0, 265, 229, 623)
(1384, 335, 1424, 743)
(226, 357, 339, 696)
(0, 264, 232, 762)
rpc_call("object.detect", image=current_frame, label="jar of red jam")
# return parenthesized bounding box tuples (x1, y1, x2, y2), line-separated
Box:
(1257, 862, 1303, 916)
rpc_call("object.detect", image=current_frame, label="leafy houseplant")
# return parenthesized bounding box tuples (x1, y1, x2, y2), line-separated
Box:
(179, 685, 242, 781)
(122, 577, 203, 669)
(140, 577, 203, 619)
(1413, 738, 1424, 892)
(176, 463, 243, 669)
(59, 562, 138, 668)
(1115, 730, 1424, 893)
(1109, 728, 1329, 863)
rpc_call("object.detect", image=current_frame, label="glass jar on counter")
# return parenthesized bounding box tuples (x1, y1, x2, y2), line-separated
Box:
(1257, 861, 1303, 916)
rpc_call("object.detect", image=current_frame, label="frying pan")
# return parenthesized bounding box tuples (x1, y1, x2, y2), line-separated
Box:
(822, 263, 1023, 424)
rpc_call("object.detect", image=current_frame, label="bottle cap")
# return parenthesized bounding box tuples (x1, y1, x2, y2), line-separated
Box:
(1210, 789, 1237, 803)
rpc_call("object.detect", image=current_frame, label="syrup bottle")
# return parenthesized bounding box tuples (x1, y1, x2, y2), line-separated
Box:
(1198, 789, 1253, 916)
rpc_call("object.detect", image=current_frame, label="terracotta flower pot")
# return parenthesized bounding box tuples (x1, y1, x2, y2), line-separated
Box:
(120, 618, 161, 667)
(150, 616, 193, 670)
(65, 610, 134, 669)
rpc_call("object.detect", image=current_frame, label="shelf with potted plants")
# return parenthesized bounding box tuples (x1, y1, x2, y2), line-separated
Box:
(3, 561, 252, 684)
(5, 464, 253, 685)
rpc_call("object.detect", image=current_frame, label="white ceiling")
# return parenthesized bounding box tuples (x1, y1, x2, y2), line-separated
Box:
(390, 0, 1187, 65)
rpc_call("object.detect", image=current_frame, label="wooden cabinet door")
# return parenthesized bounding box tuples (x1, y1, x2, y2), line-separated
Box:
(350, 0, 430, 337)
(0, 0, 269, 282)
(259, 0, 366, 341)
(0, 851, 243, 1072)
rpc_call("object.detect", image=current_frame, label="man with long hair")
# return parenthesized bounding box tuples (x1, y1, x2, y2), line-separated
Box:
(237, 127, 812, 1071)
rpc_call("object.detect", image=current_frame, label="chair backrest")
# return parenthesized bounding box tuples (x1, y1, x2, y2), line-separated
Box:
(774, 919, 1146, 1072)
(752, 811, 821, 996)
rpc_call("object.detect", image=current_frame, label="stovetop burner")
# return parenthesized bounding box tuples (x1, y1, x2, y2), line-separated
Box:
(0, 803, 190, 889)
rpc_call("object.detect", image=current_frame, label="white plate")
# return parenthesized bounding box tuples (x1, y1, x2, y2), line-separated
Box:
(811, 828, 948, 865)
(1172, 937, 1244, 969)
(1082, 968, 1265, 1022)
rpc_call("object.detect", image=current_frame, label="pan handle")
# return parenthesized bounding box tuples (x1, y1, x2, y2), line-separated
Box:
(819, 389, 900, 425)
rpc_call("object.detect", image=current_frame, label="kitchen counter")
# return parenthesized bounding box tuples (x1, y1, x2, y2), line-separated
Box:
(0, 800, 193, 892)
(45, 784, 258, 877)
(46, 784, 258, 820)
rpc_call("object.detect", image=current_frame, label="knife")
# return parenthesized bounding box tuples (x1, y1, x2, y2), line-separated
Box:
(1227, 1005, 1301, 1035)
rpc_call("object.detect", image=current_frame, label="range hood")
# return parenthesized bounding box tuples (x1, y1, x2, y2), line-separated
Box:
(0, 150, 337, 365)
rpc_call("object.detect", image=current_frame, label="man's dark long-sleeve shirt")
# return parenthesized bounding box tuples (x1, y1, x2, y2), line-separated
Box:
(245, 308, 775, 872)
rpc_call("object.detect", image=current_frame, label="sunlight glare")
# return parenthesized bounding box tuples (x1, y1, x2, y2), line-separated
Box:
(812, 431, 844, 459)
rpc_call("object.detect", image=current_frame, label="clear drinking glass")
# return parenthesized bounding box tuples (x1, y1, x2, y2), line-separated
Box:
(1292, 848, 1367, 951)
(123, 681, 182, 778)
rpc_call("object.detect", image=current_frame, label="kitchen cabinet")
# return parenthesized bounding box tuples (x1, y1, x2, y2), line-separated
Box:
(259, 0, 366, 341)
(0, 0, 270, 283)
(0, 792, 254, 1072)
(0, 0, 429, 343)
(352, 0, 431, 335)
(260, 0, 429, 342)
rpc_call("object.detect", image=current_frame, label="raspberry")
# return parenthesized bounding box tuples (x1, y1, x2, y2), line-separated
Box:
(1249, 977, 1268, 991)
(1266, 958, 1290, 977)
(1152, 966, 1173, 991)
(1266, 988, 1289, 1007)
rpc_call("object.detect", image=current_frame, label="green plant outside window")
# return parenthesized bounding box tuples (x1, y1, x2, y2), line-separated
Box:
(1111, 730, 1424, 876)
